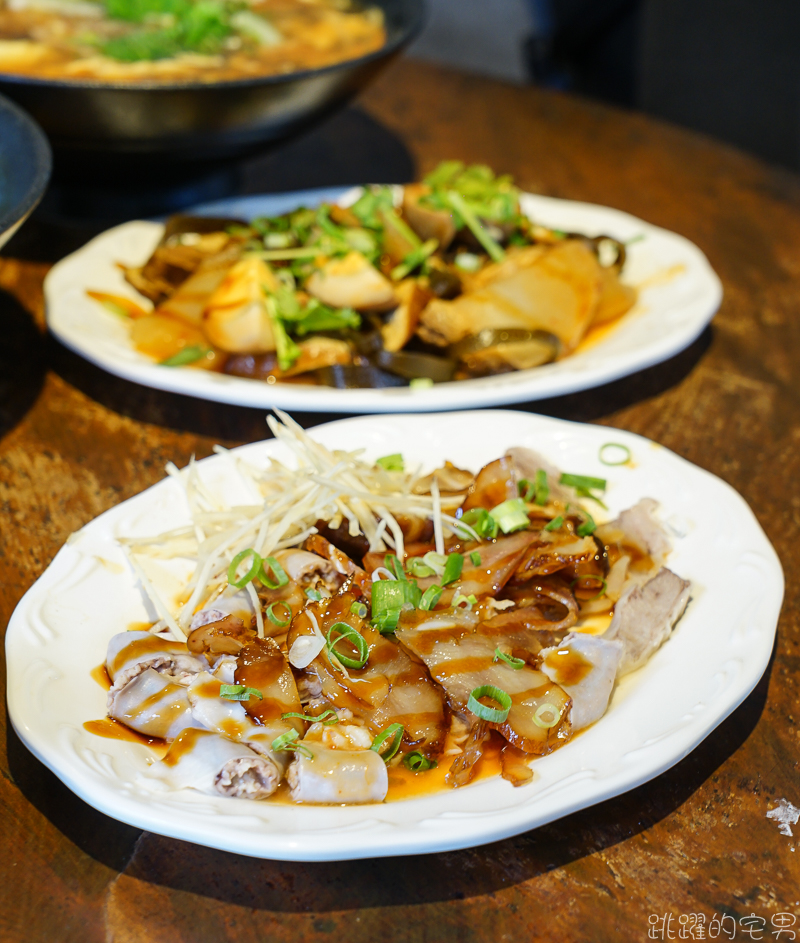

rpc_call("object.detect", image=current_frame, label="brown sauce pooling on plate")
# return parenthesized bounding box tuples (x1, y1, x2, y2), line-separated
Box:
(543, 647, 592, 686)
(83, 718, 167, 755)
(91, 664, 112, 691)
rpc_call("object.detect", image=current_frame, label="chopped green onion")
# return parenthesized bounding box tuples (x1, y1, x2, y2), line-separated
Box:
(381, 207, 422, 249)
(373, 608, 400, 633)
(494, 648, 525, 669)
(371, 579, 407, 618)
(409, 377, 434, 390)
(227, 548, 262, 588)
(407, 558, 436, 578)
(441, 552, 464, 586)
(403, 751, 436, 772)
(518, 478, 535, 502)
(419, 585, 443, 611)
(533, 703, 562, 729)
(259, 555, 289, 590)
(470, 551, 482, 566)
(160, 345, 208, 367)
(370, 723, 404, 761)
(599, 442, 632, 466)
(560, 472, 607, 492)
(326, 622, 369, 669)
(570, 575, 607, 600)
(376, 453, 404, 472)
(453, 592, 477, 609)
(543, 515, 564, 532)
(534, 469, 549, 506)
(350, 601, 368, 619)
(445, 190, 506, 263)
(576, 509, 597, 537)
(266, 601, 292, 627)
(281, 710, 339, 726)
(272, 728, 313, 758)
(220, 684, 263, 702)
(422, 551, 447, 575)
(459, 508, 499, 539)
(467, 685, 512, 723)
(384, 553, 407, 581)
(489, 498, 530, 534)
(391, 237, 439, 280)
(305, 588, 322, 602)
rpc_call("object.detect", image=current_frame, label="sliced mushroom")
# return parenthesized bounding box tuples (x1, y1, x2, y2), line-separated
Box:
(403, 183, 457, 249)
(202, 257, 280, 353)
(306, 252, 396, 312)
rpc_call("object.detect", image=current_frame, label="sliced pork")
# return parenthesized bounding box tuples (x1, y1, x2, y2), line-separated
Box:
(540, 632, 623, 730)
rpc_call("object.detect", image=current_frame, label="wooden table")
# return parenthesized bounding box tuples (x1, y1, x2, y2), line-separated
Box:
(1, 58, 799, 942)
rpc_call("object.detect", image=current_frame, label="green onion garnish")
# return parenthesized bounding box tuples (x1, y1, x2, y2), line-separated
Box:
(560, 473, 607, 492)
(470, 551, 482, 566)
(407, 558, 436, 578)
(305, 588, 322, 602)
(373, 608, 401, 633)
(599, 442, 632, 466)
(403, 751, 437, 772)
(409, 377, 434, 390)
(422, 551, 447, 575)
(160, 345, 208, 367)
(326, 622, 369, 670)
(371, 579, 407, 617)
(441, 552, 464, 586)
(220, 684, 263, 702)
(570, 575, 607, 600)
(533, 703, 562, 729)
(445, 190, 506, 263)
(518, 478, 534, 502)
(370, 722, 404, 761)
(259, 556, 289, 590)
(489, 498, 530, 534)
(534, 469, 549, 506)
(467, 685, 512, 723)
(281, 710, 339, 726)
(384, 553, 407, 581)
(419, 585, 443, 610)
(391, 237, 439, 281)
(494, 648, 525, 669)
(266, 601, 292, 627)
(453, 593, 477, 609)
(271, 728, 313, 758)
(376, 453, 404, 472)
(543, 515, 564, 532)
(350, 601, 368, 619)
(459, 509, 499, 540)
(576, 509, 597, 537)
(227, 548, 262, 588)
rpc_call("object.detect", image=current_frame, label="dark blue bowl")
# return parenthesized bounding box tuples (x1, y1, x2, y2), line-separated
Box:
(0, 94, 51, 249)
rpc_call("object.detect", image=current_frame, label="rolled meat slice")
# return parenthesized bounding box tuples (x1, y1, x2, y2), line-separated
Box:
(286, 744, 388, 804)
(189, 590, 255, 631)
(540, 632, 623, 730)
(106, 631, 207, 692)
(108, 667, 199, 740)
(152, 728, 281, 799)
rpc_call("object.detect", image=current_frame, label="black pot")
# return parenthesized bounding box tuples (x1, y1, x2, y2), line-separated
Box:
(0, 93, 52, 248)
(0, 0, 423, 160)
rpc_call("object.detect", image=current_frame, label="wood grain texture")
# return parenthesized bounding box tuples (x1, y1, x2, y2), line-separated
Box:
(1, 58, 799, 941)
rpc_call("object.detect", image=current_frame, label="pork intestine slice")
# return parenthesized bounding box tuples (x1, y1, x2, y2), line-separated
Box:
(152, 728, 282, 799)
(540, 632, 623, 730)
(286, 744, 388, 804)
(108, 667, 201, 740)
(105, 631, 207, 697)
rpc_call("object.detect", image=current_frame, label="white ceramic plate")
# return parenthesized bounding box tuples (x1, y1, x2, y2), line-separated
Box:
(45, 188, 722, 412)
(6, 411, 782, 860)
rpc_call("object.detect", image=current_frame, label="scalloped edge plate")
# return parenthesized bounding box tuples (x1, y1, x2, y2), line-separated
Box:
(45, 188, 722, 412)
(5, 411, 781, 860)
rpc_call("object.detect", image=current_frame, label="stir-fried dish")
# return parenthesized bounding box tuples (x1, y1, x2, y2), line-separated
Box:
(87, 162, 638, 388)
(0, 0, 383, 83)
(90, 414, 690, 804)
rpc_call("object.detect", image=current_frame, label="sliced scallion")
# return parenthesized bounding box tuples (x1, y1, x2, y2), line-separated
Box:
(373, 608, 401, 633)
(271, 728, 313, 758)
(599, 442, 632, 466)
(326, 622, 369, 669)
(453, 592, 477, 609)
(534, 468, 549, 506)
(370, 722, 404, 761)
(376, 453, 404, 472)
(266, 601, 292, 627)
(489, 497, 530, 534)
(570, 575, 607, 600)
(407, 557, 436, 578)
(419, 585, 443, 611)
(384, 553, 407, 581)
(441, 552, 464, 586)
(227, 548, 262, 588)
(576, 509, 597, 537)
(305, 588, 322, 602)
(494, 648, 525, 669)
(220, 684, 263, 702)
(543, 515, 564, 532)
(259, 555, 289, 590)
(560, 472, 607, 492)
(422, 551, 447, 575)
(350, 601, 368, 619)
(445, 190, 506, 263)
(470, 551, 482, 566)
(458, 508, 499, 540)
(533, 703, 562, 729)
(160, 345, 208, 367)
(403, 751, 436, 772)
(281, 710, 339, 726)
(467, 684, 512, 723)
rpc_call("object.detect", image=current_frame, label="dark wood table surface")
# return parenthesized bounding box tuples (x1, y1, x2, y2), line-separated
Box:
(1, 57, 799, 943)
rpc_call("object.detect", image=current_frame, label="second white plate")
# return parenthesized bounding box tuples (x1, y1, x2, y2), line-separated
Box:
(45, 188, 722, 412)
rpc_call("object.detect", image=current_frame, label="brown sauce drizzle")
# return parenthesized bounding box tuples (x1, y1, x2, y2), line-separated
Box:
(91, 664, 112, 691)
(83, 718, 168, 755)
(543, 647, 592, 686)
(110, 635, 187, 675)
